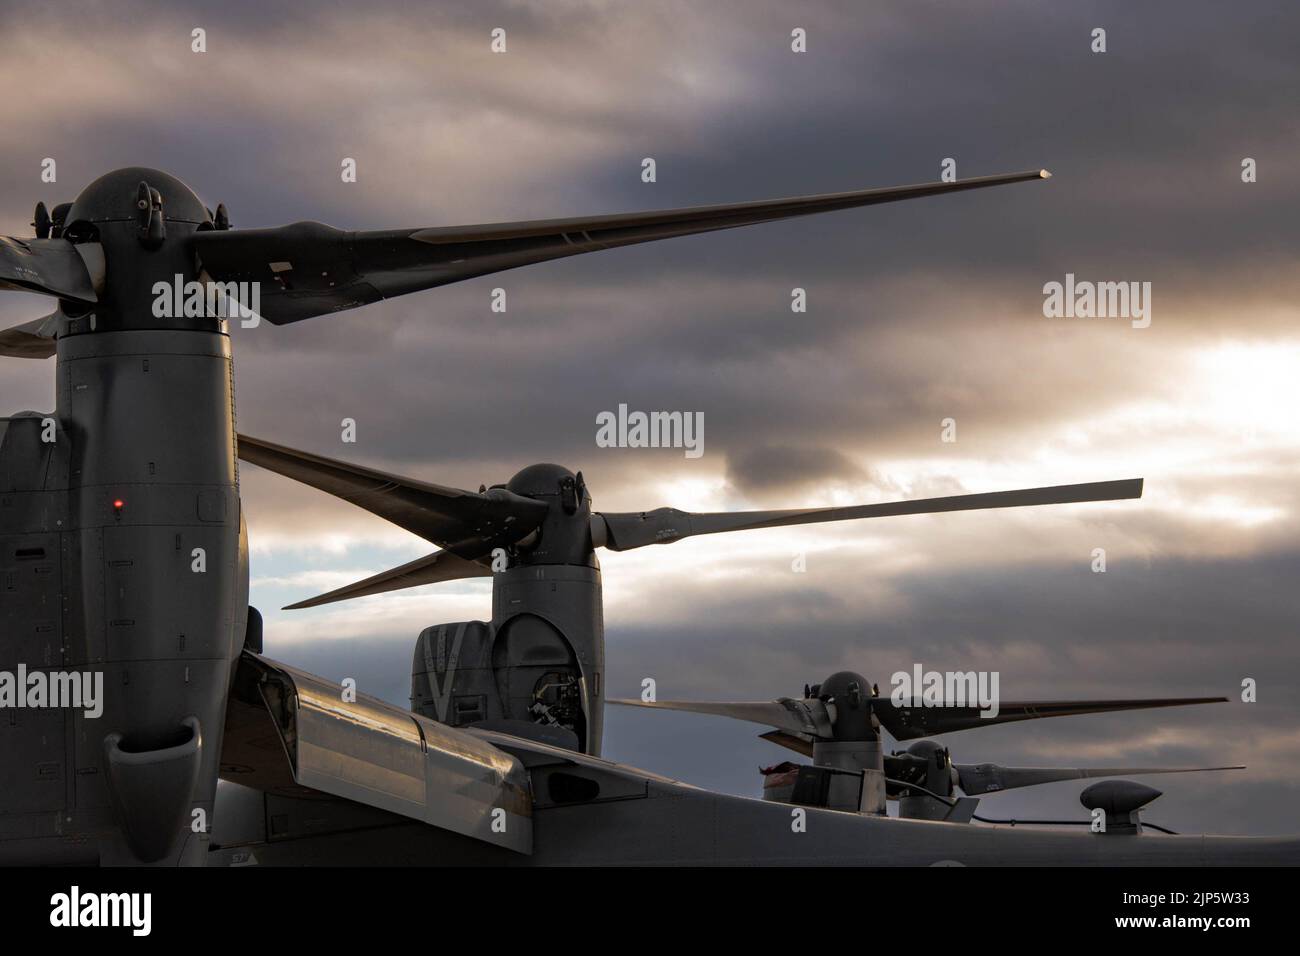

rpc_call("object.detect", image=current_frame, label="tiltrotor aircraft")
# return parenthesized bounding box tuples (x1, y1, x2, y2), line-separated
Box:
(1, 166, 1294, 866)
(613, 673, 1244, 823)
(234, 434, 1144, 757)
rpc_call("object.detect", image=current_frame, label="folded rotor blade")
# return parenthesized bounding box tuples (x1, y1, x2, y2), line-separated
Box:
(238, 434, 547, 554)
(758, 729, 815, 758)
(192, 169, 1049, 324)
(0, 310, 60, 359)
(873, 696, 1227, 741)
(284, 549, 492, 610)
(955, 763, 1244, 796)
(0, 237, 101, 301)
(610, 697, 833, 738)
(595, 478, 1143, 552)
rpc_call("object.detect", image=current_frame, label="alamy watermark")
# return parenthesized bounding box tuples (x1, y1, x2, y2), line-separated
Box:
(152, 274, 261, 327)
(595, 403, 704, 459)
(0, 665, 103, 718)
(50, 886, 150, 936)
(890, 663, 1000, 719)
(1042, 273, 1151, 329)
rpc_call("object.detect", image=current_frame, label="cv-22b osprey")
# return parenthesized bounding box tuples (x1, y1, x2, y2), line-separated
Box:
(2, 166, 1294, 866)
(613, 671, 1244, 823)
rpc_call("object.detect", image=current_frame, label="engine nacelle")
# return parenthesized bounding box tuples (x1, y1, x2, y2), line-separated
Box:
(410, 617, 585, 751)
(410, 621, 495, 726)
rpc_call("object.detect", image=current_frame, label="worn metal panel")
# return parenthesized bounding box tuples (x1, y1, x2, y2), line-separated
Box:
(251, 655, 533, 854)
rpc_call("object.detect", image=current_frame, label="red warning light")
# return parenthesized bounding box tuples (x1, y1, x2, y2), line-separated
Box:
(112, 498, 125, 511)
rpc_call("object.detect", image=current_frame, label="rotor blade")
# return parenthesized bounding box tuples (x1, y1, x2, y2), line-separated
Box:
(0, 310, 60, 359)
(873, 696, 1228, 741)
(284, 549, 492, 610)
(944, 797, 981, 824)
(0, 237, 101, 301)
(955, 763, 1245, 796)
(758, 729, 815, 758)
(191, 169, 1049, 324)
(610, 697, 833, 738)
(237, 434, 547, 554)
(595, 477, 1143, 552)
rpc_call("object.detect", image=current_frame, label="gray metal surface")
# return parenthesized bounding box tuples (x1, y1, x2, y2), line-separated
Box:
(207, 724, 1300, 866)
(225, 653, 533, 854)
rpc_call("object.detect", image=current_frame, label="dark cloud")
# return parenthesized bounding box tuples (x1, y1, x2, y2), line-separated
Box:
(725, 443, 867, 496)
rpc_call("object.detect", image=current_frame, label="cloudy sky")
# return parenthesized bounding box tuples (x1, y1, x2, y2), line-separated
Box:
(3, 0, 1298, 835)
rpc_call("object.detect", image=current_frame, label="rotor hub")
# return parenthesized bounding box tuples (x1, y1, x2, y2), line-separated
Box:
(66, 167, 210, 227)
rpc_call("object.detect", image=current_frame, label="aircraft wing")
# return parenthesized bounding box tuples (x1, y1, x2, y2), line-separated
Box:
(191, 169, 1049, 324)
(220, 651, 533, 854)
